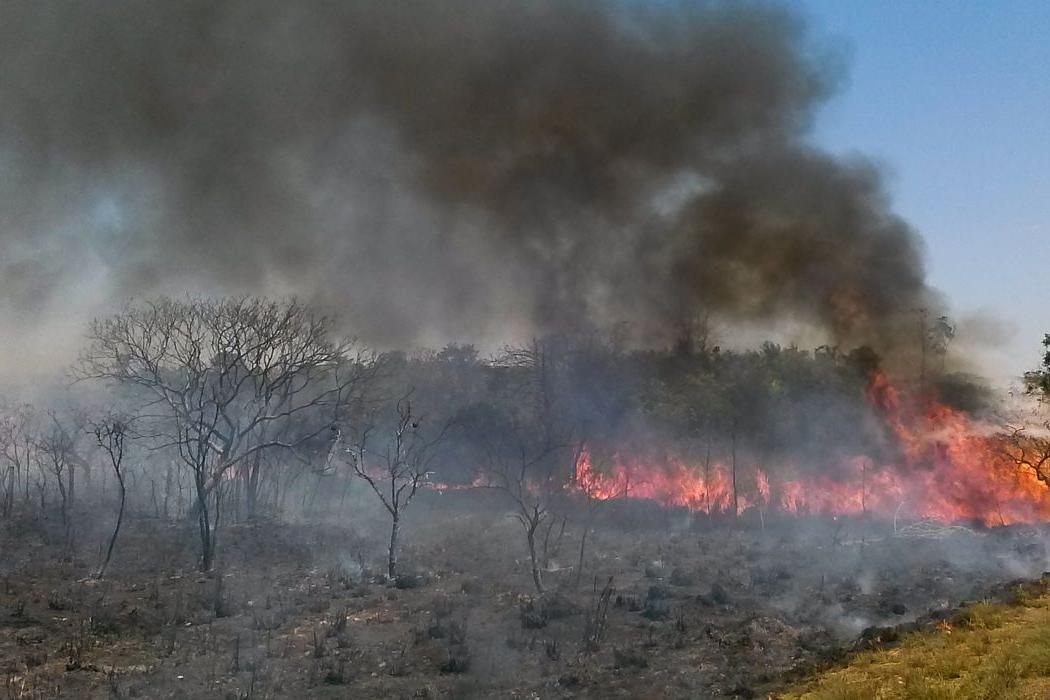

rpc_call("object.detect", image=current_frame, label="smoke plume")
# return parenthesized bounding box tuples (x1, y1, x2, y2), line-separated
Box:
(0, 0, 939, 371)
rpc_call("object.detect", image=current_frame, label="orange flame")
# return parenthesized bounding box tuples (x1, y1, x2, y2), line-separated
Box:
(427, 474, 489, 492)
(572, 372, 1050, 526)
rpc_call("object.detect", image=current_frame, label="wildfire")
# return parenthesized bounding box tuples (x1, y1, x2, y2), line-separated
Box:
(429, 474, 490, 493)
(573, 372, 1050, 526)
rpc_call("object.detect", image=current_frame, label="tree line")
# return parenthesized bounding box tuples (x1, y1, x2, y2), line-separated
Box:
(0, 296, 993, 591)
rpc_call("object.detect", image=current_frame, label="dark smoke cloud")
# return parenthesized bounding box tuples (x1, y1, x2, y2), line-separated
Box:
(0, 0, 937, 371)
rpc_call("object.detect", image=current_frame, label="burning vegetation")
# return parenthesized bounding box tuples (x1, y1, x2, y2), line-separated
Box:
(1, 298, 1050, 698)
(574, 368, 1050, 527)
(0, 0, 1043, 698)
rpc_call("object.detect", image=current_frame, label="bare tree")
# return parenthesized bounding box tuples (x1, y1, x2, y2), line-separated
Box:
(36, 410, 88, 530)
(76, 296, 379, 570)
(347, 394, 452, 579)
(0, 403, 38, 515)
(93, 417, 128, 580)
(484, 430, 565, 594)
(478, 339, 576, 594)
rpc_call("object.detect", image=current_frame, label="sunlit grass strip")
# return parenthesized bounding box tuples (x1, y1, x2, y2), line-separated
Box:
(783, 590, 1050, 700)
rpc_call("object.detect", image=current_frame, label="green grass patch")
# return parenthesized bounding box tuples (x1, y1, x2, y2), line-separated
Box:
(783, 590, 1050, 700)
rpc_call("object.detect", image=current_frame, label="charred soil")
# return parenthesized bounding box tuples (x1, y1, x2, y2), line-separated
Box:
(1, 496, 1048, 699)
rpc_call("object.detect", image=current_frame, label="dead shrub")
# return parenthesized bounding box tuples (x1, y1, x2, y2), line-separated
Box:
(322, 658, 350, 685)
(613, 647, 648, 669)
(582, 577, 614, 652)
(439, 645, 471, 674)
(47, 589, 72, 611)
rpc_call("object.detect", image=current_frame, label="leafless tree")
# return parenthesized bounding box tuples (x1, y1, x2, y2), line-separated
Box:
(76, 296, 379, 570)
(479, 339, 577, 594)
(347, 394, 452, 579)
(0, 403, 38, 515)
(36, 410, 88, 530)
(93, 416, 128, 580)
(482, 424, 567, 594)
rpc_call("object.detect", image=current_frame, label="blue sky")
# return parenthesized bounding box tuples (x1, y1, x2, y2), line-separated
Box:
(795, 0, 1050, 380)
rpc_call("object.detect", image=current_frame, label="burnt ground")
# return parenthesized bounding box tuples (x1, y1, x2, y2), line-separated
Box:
(2, 491, 1049, 699)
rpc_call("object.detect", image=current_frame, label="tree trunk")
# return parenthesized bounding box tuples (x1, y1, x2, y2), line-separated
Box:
(245, 452, 261, 519)
(55, 472, 68, 527)
(96, 475, 126, 579)
(731, 422, 739, 519)
(526, 524, 544, 594)
(162, 464, 173, 520)
(388, 513, 400, 579)
(67, 463, 75, 514)
(703, 440, 712, 517)
(2, 466, 12, 517)
(575, 518, 591, 588)
(199, 509, 214, 571)
(195, 473, 214, 572)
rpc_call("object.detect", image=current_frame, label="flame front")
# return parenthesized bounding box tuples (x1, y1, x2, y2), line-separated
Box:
(573, 372, 1050, 526)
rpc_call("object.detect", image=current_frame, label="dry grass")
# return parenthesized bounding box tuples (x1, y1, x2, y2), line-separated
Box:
(783, 589, 1050, 700)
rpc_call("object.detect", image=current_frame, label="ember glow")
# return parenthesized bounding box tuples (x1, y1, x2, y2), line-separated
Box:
(574, 373, 1050, 526)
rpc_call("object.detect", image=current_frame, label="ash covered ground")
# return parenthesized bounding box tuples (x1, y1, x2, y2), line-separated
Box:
(3, 490, 1048, 699)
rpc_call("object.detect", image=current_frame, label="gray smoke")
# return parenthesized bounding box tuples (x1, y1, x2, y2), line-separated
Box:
(0, 0, 939, 371)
